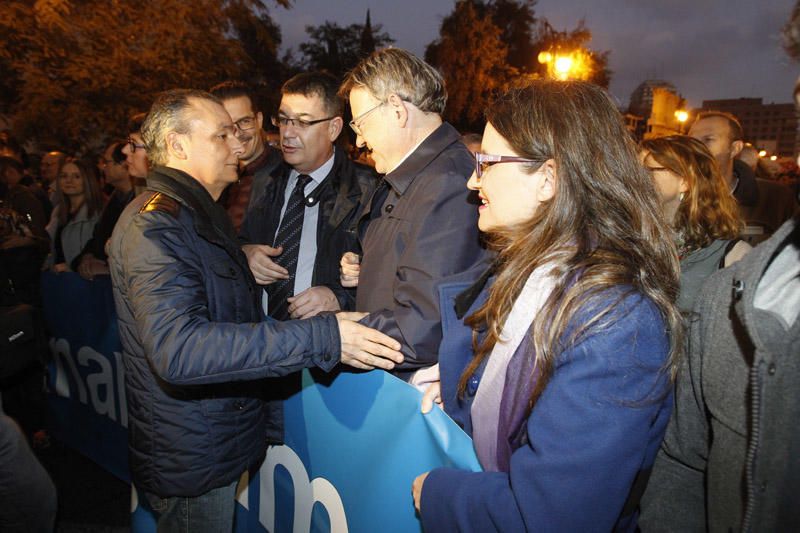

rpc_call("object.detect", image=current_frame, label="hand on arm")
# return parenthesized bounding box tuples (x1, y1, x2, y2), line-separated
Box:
(288, 286, 341, 319)
(77, 253, 109, 280)
(335, 312, 403, 371)
(242, 243, 289, 285)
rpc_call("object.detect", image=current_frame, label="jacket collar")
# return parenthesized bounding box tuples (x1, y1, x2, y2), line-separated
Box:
(383, 122, 463, 197)
(732, 216, 799, 351)
(146, 166, 240, 258)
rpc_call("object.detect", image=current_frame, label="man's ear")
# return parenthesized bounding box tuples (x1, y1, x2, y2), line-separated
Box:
(255, 111, 264, 131)
(730, 139, 744, 159)
(166, 132, 188, 160)
(386, 93, 408, 128)
(537, 159, 558, 203)
(328, 116, 344, 142)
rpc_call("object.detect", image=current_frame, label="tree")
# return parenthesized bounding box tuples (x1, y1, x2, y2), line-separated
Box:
(298, 19, 394, 79)
(489, 0, 538, 73)
(0, 0, 288, 153)
(425, 0, 517, 132)
(532, 20, 612, 88)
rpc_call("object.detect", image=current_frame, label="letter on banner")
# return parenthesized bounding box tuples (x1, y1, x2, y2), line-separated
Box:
(260, 445, 348, 533)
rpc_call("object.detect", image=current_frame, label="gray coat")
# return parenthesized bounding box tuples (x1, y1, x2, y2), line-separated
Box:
(639, 216, 800, 532)
(355, 123, 489, 378)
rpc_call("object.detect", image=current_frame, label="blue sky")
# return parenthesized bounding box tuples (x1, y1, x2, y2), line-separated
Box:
(270, 0, 798, 108)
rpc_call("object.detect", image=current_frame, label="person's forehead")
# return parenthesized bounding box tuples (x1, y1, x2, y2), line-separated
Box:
(187, 98, 231, 130)
(280, 92, 326, 115)
(691, 116, 729, 136)
(222, 95, 255, 115)
(61, 162, 79, 173)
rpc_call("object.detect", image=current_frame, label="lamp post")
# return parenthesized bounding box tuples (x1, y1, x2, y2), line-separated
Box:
(674, 109, 689, 134)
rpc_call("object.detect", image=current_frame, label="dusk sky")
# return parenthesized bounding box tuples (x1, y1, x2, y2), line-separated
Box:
(271, 0, 798, 109)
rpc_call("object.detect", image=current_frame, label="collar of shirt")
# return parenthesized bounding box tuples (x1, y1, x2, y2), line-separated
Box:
(289, 151, 336, 190)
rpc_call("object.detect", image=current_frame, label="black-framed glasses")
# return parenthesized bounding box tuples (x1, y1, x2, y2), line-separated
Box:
(474, 152, 539, 180)
(233, 115, 257, 133)
(271, 115, 336, 130)
(349, 102, 384, 136)
(127, 138, 146, 153)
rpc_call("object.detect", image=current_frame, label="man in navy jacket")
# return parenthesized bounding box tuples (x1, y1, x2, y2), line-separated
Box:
(108, 89, 402, 532)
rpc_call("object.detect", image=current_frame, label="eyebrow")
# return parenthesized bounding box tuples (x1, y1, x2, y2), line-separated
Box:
(278, 110, 313, 118)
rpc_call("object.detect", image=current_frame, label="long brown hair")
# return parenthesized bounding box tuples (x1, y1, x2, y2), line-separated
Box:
(458, 81, 683, 410)
(640, 135, 742, 251)
(53, 159, 103, 225)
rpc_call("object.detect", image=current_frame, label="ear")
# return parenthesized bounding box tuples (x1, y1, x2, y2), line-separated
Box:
(730, 139, 744, 159)
(328, 116, 344, 142)
(386, 93, 409, 128)
(166, 132, 188, 161)
(537, 159, 558, 202)
(255, 111, 264, 130)
(679, 177, 690, 194)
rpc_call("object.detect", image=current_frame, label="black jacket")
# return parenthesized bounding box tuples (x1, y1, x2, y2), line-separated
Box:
(239, 146, 378, 311)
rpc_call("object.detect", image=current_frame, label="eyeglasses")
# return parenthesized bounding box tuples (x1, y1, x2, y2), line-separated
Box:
(349, 102, 384, 136)
(127, 138, 146, 153)
(271, 115, 336, 130)
(233, 115, 257, 133)
(474, 152, 539, 180)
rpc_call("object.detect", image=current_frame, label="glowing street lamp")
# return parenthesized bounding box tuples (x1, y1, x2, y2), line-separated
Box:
(770, 155, 778, 161)
(553, 56, 574, 79)
(674, 110, 689, 123)
(758, 150, 767, 157)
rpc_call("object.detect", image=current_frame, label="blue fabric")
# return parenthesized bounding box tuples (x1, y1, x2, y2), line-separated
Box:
(108, 167, 341, 498)
(423, 284, 674, 532)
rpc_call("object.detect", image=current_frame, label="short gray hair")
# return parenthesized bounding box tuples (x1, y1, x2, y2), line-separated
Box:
(340, 48, 447, 115)
(141, 89, 222, 166)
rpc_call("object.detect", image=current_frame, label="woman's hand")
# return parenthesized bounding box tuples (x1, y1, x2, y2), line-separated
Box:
(412, 472, 429, 513)
(421, 381, 442, 414)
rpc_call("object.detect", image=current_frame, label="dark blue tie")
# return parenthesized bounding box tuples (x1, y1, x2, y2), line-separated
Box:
(268, 174, 311, 320)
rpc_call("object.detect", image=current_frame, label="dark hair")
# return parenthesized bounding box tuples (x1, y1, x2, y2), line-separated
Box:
(109, 142, 127, 165)
(282, 71, 344, 117)
(141, 89, 222, 166)
(692, 111, 744, 143)
(459, 80, 683, 410)
(209, 80, 259, 111)
(128, 112, 147, 135)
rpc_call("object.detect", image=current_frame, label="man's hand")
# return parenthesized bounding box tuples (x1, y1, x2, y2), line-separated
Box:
(77, 253, 109, 280)
(412, 471, 429, 513)
(288, 286, 340, 319)
(242, 244, 289, 285)
(340, 252, 361, 288)
(335, 312, 403, 370)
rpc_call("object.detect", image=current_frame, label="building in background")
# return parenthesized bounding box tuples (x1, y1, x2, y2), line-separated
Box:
(626, 79, 687, 141)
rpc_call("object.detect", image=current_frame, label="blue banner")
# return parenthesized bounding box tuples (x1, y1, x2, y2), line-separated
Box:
(42, 272, 482, 532)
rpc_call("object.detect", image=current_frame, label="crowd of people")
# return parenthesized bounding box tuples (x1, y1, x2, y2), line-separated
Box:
(0, 40, 798, 533)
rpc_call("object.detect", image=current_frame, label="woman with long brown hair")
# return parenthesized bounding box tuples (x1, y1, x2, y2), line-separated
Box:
(640, 135, 751, 313)
(45, 158, 103, 271)
(411, 80, 683, 531)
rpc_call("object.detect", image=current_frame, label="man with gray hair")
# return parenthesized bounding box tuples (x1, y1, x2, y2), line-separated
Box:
(108, 88, 402, 531)
(339, 48, 488, 381)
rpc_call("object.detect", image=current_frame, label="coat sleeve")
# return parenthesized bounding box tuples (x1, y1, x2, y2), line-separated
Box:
(117, 211, 340, 386)
(359, 168, 485, 371)
(638, 294, 712, 531)
(421, 296, 672, 532)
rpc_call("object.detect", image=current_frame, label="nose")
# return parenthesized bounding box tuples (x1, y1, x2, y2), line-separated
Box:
(466, 170, 480, 190)
(229, 133, 245, 157)
(355, 133, 366, 148)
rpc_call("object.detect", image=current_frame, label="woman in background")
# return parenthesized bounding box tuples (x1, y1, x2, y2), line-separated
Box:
(412, 81, 683, 532)
(46, 159, 102, 271)
(640, 135, 750, 313)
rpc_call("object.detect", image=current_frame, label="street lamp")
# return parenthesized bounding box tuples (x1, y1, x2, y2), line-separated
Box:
(554, 56, 574, 80)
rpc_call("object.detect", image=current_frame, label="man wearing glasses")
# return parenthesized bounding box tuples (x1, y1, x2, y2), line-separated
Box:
(339, 48, 489, 381)
(210, 81, 282, 232)
(239, 72, 378, 321)
(121, 113, 149, 193)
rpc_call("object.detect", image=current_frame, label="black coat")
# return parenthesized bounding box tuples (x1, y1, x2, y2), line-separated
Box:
(239, 146, 379, 310)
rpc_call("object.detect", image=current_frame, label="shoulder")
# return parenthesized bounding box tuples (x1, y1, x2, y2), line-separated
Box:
(723, 240, 752, 267)
(139, 192, 181, 218)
